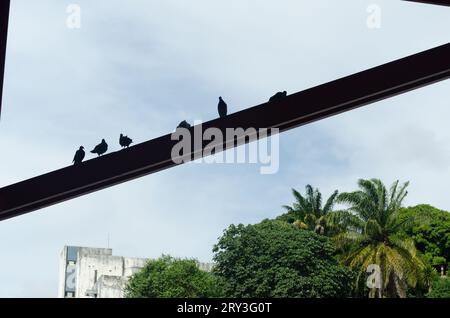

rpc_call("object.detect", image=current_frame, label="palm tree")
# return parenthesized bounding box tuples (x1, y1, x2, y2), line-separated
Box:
(335, 178, 426, 298)
(421, 264, 438, 294)
(280, 185, 341, 236)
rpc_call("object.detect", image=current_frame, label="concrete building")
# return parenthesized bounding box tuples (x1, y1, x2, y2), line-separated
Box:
(58, 245, 215, 298)
(58, 246, 147, 298)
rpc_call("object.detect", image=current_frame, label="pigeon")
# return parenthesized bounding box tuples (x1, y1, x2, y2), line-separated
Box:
(119, 133, 133, 148)
(269, 91, 287, 103)
(177, 120, 192, 129)
(91, 139, 108, 156)
(218, 96, 228, 118)
(73, 146, 85, 165)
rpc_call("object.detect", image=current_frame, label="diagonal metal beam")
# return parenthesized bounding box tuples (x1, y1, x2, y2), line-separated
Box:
(0, 0, 11, 120)
(0, 43, 449, 221)
(403, 0, 450, 6)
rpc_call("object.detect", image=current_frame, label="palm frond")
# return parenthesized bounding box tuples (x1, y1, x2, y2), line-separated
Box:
(388, 180, 399, 211)
(314, 189, 322, 217)
(359, 179, 380, 210)
(391, 181, 410, 211)
(327, 210, 364, 232)
(305, 185, 314, 203)
(323, 190, 338, 215)
(281, 205, 294, 212)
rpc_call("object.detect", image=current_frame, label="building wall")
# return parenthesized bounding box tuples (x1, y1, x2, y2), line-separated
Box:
(95, 275, 128, 298)
(198, 262, 214, 272)
(76, 254, 124, 298)
(58, 246, 148, 298)
(58, 245, 214, 298)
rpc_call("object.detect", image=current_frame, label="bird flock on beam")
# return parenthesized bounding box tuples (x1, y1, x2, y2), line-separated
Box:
(72, 91, 288, 165)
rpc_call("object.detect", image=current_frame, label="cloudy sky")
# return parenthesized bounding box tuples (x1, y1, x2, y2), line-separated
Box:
(0, 0, 449, 297)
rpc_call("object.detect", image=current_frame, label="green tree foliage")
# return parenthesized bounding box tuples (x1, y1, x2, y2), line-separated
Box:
(427, 278, 450, 298)
(335, 179, 426, 298)
(277, 185, 344, 236)
(398, 204, 450, 266)
(212, 219, 354, 298)
(419, 264, 439, 294)
(125, 255, 225, 298)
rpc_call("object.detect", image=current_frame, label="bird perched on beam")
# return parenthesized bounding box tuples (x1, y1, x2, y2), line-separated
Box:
(269, 91, 287, 102)
(177, 120, 192, 129)
(73, 146, 85, 165)
(91, 139, 108, 156)
(218, 96, 228, 118)
(119, 134, 133, 148)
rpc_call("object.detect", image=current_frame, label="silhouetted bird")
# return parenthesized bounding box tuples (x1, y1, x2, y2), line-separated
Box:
(73, 146, 85, 165)
(119, 134, 133, 148)
(91, 139, 108, 156)
(177, 120, 192, 129)
(218, 96, 227, 118)
(269, 91, 287, 102)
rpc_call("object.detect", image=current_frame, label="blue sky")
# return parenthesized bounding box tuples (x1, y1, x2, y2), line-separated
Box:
(0, 0, 449, 297)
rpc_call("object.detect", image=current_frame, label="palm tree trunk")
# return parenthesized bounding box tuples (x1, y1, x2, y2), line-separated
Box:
(394, 275, 407, 298)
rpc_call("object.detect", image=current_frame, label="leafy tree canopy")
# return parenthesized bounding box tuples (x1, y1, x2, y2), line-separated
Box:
(125, 255, 225, 298)
(212, 219, 353, 298)
(398, 204, 450, 265)
(427, 278, 450, 298)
